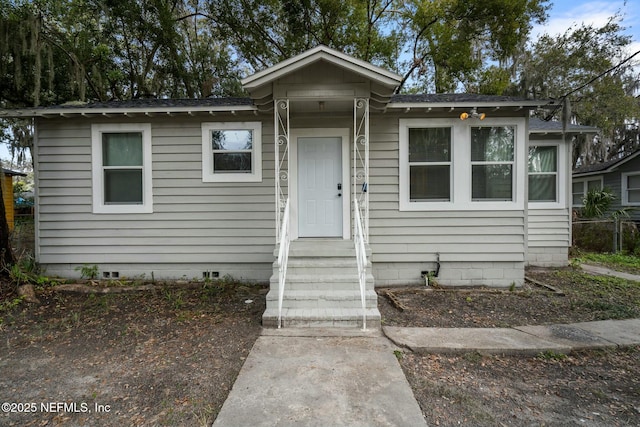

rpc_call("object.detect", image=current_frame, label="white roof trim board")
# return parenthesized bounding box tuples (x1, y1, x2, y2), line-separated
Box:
(241, 45, 402, 90)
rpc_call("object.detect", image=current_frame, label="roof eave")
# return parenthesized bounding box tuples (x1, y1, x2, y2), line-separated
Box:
(0, 105, 257, 118)
(388, 100, 554, 110)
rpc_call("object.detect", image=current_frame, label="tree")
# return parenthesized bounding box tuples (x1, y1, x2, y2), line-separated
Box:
(512, 16, 640, 167)
(204, 0, 400, 72)
(394, 0, 549, 93)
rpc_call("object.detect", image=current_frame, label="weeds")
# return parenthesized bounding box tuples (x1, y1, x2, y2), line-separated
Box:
(75, 264, 99, 280)
(538, 350, 567, 361)
(573, 251, 640, 274)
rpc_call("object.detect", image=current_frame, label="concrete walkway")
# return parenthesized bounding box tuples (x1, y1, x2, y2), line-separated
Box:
(213, 318, 640, 427)
(213, 328, 427, 427)
(384, 318, 640, 355)
(215, 261, 640, 427)
(580, 263, 640, 282)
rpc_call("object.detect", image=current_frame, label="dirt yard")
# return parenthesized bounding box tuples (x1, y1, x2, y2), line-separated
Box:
(0, 267, 638, 426)
(381, 268, 640, 427)
(0, 279, 266, 427)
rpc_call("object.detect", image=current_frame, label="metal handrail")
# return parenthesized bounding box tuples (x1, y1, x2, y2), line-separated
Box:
(354, 198, 367, 330)
(277, 198, 291, 329)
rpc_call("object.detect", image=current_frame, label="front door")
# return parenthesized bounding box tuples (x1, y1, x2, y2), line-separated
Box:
(298, 137, 343, 237)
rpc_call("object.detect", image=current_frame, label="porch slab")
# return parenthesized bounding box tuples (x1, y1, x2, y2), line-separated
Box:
(213, 335, 427, 427)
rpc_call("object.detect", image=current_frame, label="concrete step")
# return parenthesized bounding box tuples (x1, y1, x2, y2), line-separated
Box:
(262, 307, 381, 329)
(265, 289, 378, 309)
(276, 239, 371, 258)
(273, 257, 370, 275)
(269, 277, 375, 292)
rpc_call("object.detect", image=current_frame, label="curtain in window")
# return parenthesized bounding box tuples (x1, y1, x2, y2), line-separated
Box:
(471, 126, 514, 200)
(528, 146, 557, 202)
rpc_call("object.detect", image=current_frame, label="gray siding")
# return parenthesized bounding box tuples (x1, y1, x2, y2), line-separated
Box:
(36, 115, 276, 277)
(367, 115, 526, 264)
(604, 158, 640, 222)
(527, 209, 570, 247)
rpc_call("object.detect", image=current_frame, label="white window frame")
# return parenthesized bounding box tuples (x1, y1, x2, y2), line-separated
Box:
(622, 172, 640, 206)
(527, 141, 566, 209)
(572, 176, 603, 208)
(91, 123, 153, 214)
(201, 122, 262, 183)
(400, 118, 525, 211)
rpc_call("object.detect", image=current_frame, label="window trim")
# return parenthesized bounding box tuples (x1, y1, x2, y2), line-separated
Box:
(622, 172, 640, 206)
(201, 122, 262, 183)
(91, 123, 153, 214)
(400, 118, 526, 211)
(571, 176, 603, 208)
(527, 141, 566, 209)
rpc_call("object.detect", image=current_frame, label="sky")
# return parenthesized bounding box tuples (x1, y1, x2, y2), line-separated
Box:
(533, 0, 640, 54)
(2, 0, 640, 165)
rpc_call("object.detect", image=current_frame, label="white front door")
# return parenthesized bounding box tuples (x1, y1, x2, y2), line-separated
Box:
(298, 137, 343, 237)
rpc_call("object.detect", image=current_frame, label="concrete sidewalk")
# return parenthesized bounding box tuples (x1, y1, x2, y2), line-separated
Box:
(213, 318, 639, 426)
(213, 328, 428, 427)
(384, 318, 640, 355)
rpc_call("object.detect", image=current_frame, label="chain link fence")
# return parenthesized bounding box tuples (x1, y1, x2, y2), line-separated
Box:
(573, 219, 640, 253)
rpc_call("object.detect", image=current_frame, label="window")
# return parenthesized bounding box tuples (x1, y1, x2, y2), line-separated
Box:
(91, 124, 153, 214)
(572, 177, 602, 207)
(408, 127, 451, 201)
(471, 126, 514, 201)
(202, 122, 262, 182)
(622, 172, 640, 206)
(400, 118, 525, 211)
(528, 145, 558, 202)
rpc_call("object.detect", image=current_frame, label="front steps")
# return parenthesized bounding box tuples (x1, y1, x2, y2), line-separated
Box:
(262, 239, 380, 328)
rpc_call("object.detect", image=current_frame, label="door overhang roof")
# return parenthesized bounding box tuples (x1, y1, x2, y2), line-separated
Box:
(241, 45, 402, 93)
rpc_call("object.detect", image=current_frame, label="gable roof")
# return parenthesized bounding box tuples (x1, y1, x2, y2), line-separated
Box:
(241, 45, 402, 91)
(573, 150, 640, 177)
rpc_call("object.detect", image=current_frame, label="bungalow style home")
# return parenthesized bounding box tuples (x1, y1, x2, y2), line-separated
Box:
(2, 46, 571, 327)
(573, 150, 640, 222)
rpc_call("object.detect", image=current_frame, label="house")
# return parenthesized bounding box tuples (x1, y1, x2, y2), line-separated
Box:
(2, 46, 571, 327)
(573, 150, 640, 222)
(2, 168, 27, 231)
(528, 118, 599, 263)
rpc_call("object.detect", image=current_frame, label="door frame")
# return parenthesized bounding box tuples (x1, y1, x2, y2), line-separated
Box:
(290, 128, 351, 240)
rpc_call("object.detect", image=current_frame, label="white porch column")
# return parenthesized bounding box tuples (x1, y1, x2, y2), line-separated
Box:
(274, 99, 290, 243)
(353, 98, 370, 241)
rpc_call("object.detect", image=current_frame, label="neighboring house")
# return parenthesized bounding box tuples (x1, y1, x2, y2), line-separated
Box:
(2, 46, 573, 326)
(573, 149, 640, 221)
(2, 168, 27, 231)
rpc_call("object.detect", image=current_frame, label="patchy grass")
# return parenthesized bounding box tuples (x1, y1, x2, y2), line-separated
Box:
(555, 270, 640, 320)
(573, 251, 640, 274)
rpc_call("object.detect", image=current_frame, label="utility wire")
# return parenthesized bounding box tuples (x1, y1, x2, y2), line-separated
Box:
(545, 48, 640, 120)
